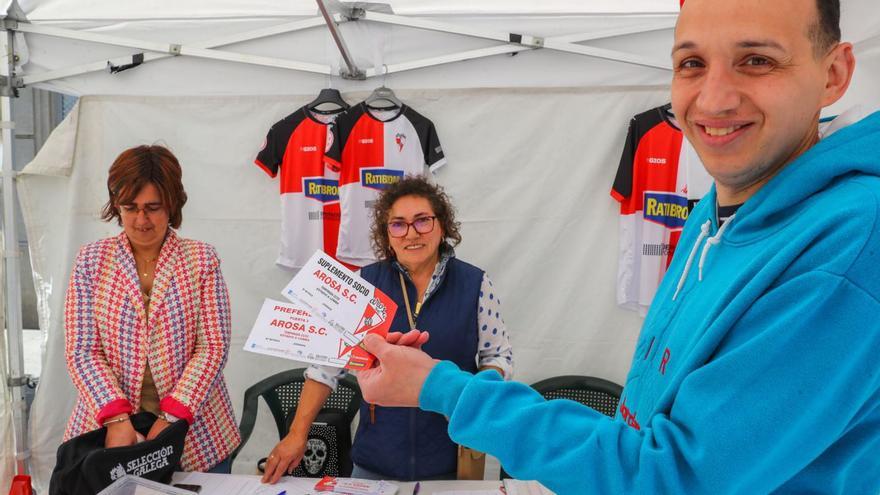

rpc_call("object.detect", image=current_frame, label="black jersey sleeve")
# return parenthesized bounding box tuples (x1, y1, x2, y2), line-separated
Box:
(255, 125, 283, 178)
(404, 106, 447, 172)
(255, 108, 307, 178)
(424, 120, 446, 171)
(611, 116, 639, 202)
(612, 104, 673, 202)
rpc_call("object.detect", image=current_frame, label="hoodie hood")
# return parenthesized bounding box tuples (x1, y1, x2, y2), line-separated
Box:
(671, 108, 880, 300)
(720, 109, 880, 243)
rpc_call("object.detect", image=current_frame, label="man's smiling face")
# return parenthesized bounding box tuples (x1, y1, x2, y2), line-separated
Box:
(671, 0, 852, 204)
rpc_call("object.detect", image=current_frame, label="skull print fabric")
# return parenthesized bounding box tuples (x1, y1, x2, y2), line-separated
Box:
(303, 438, 328, 475)
(290, 423, 342, 477)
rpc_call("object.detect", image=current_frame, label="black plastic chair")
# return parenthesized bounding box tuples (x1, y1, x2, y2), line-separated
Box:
(531, 375, 623, 417)
(232, 368, 361, 476)
(500, 375, 623, 479)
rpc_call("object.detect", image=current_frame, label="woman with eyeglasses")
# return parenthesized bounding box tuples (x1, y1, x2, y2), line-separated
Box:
(63, 145, 240, 473)
(263, 175, 514, 482)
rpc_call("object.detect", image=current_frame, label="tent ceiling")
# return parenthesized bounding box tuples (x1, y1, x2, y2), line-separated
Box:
(17, 1, 682, 20)
(4, 0, 877, 96)
(5, 3, 681, 95)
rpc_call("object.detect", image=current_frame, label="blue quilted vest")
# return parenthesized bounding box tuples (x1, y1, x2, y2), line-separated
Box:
(351, 256, 483, 480)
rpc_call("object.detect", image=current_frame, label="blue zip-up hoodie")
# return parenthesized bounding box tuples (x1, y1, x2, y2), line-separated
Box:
(419, 110, 880, 494)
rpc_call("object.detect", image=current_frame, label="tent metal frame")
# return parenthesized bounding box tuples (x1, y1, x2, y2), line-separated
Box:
(1, 5, 29, 477)
(1, 3, 673, 90)
(0, 0, 674, 478)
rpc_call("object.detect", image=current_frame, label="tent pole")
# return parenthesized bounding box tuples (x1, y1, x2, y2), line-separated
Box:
(0, 24, 30, 477)
(316, 0, 364, 79)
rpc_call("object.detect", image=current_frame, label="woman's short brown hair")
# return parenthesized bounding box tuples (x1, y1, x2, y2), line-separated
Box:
(101, 145, 188, 229)
(370, 175, 462, 261)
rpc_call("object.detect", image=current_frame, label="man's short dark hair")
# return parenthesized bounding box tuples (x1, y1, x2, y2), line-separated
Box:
(810, 0, 841, 56)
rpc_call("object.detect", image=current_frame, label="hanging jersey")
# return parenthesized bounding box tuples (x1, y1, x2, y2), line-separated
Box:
(610, 103, 712, 315)
(256, 106, 343, 270)
(325, 102, 446, 266)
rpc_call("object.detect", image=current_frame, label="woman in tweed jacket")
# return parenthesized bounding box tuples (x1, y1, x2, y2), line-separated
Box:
(63, 145, 240, 472)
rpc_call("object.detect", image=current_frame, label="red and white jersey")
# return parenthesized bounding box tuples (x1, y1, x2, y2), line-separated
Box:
(610, 103, 711, 314)
(256, 106, 343, 269)
(325, 103, 446, 266)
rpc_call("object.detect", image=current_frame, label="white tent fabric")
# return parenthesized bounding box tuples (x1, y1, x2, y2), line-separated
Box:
(20, 88, 662, 488)
(3, 0, 880, 490)
(19, 1, 681, 18)
(7, 0, 878, 104)
(16, 14, 680, 96)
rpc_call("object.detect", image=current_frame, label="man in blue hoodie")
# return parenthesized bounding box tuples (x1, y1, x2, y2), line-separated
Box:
(357, 0, 880, 493)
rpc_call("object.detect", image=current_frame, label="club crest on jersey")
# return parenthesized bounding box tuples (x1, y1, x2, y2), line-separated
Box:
(325, 129, 334, 153)
(303, 177, 339, 203)
(395, 133, 406, 152)
(361, 168, 404, 190)
(643, 192, 688, 229)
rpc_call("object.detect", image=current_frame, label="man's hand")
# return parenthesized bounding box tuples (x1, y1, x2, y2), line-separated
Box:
(262, 431, 307, 483)
(357, 333, 439, 407)
(145, 417, 171, 441)
(105, 416, 138, 448)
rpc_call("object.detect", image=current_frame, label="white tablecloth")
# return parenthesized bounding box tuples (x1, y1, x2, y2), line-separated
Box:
(170, 472, 504, 495)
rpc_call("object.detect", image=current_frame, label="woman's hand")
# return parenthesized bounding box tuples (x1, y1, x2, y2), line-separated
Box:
(146, 417, 171, 441)
(262, 432, 308, 484)
(104, 416, 138, 448)
(385, 329, 430, 348)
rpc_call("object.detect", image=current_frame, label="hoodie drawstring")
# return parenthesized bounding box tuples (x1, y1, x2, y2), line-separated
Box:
(698, 212, 736, 281)
(672, 213, 737, 301)
(673, 220, 711, 301)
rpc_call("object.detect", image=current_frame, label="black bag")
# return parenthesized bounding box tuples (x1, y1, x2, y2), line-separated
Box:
(258, 410, 353, 478)
(49, 412, 188, 495)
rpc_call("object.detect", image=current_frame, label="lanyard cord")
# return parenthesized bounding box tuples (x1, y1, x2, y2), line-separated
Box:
(399, 272, 419, 330)
(378, 272, 420, 424)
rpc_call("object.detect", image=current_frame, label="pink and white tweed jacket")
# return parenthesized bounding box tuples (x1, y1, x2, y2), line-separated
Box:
(64, 230, 241, 471)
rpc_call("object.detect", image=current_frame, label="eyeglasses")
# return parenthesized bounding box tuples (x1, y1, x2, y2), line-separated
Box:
(119, 203, 165, 217)
(388, 216, 436, 238)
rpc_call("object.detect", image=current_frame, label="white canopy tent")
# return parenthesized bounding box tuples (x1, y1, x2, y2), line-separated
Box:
(1, 0, 879, 490)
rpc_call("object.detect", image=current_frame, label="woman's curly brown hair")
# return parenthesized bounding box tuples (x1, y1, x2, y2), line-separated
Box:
(370, 175, 462, 261)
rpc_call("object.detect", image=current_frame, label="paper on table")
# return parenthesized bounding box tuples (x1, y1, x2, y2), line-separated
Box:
(432, 491, 503, 495)
(96, 475, 195, 495)
(170, 472, 317, 495)
(502, 480, 556, 495)
(314, 475, 399, 494)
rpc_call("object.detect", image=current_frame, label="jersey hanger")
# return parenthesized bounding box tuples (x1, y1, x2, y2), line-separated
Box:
(308, 88, 350, 114)
(365, 86, 402, 110)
